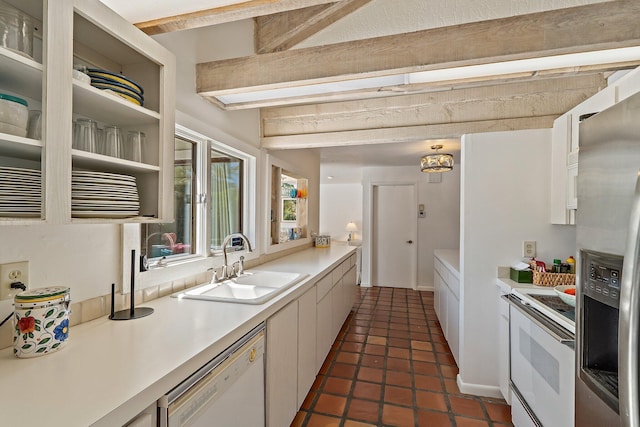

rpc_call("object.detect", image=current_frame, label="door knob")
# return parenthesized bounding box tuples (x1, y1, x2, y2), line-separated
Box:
(407, 240, 413, 244)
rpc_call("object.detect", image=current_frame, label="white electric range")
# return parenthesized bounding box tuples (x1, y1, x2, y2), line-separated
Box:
(506, 287, 576, 427)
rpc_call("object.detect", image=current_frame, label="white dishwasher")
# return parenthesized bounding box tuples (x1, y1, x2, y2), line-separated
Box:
(158, 324, 265, 427)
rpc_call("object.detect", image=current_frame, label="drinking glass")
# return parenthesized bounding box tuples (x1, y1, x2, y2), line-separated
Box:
(126, 131, 144, 162)
(103, 125, 123, 158)
(26, 110, 41, 140)
(72, 118, 98, 153)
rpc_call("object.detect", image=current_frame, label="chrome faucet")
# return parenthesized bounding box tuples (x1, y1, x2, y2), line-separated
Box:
(221, 233, 253, 279)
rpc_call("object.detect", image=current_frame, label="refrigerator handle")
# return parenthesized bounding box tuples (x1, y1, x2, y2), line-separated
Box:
(620, 171, 640, 427)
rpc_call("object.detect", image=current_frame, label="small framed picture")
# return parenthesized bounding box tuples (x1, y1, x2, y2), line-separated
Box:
(281, 198, 297, 222)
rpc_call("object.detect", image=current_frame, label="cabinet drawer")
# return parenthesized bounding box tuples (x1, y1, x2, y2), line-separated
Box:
(316, 273, 333, 302)
(332, 265, 343, 285)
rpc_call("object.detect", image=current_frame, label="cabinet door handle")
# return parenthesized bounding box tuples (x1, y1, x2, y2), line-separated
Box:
(406, 240, 413, 244)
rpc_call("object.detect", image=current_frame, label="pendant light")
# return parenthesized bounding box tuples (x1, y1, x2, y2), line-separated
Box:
(420, 144, 454, 172)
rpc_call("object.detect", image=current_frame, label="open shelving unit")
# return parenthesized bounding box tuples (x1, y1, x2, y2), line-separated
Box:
(0, 0, 175, 225)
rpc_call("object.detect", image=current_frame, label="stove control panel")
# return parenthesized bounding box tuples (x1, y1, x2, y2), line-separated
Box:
(581, 250, 623, 308)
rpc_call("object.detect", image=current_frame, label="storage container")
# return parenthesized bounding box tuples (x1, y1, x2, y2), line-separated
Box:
(510, 267, 533, 283)
(0, 1, 34, 58)
(13, 286, 70, 358)
(0, 93, 28, 135)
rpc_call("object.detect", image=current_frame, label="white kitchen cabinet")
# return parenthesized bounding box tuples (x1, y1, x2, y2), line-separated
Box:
(497, 290, 511, 404)
(331, 277, 345, 340)
(343, 264, 357, 316)
(315, 271, 333, 371)
(316, 290, 332, 371)
(569, 87, 616, 158)
(297, 286, 317, 408)
(549, 86, 615, 224)
(315, 257, 355, 371)
(433, 250, 460, 365)
(266, 300, 298, 427)
(266, 254, 356, 425)
(0, 0, 175, 225)
(550, 112, 573, 224)
(446, 284, 460, 365)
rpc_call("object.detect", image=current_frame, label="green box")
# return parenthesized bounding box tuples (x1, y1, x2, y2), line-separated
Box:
(510, 268, 533, 283)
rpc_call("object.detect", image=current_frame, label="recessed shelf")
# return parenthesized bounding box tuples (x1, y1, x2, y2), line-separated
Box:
(73, 80, 160, 127)
(72, 149, 160, 174)
(0, 47, 43, 101)
(0, 133, 42, 160)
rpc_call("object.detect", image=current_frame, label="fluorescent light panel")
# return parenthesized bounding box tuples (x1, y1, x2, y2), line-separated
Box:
(215, 47, 640, 105)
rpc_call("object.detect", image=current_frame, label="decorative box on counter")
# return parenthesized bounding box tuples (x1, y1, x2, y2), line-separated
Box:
(510, 267, 533, 283)
(315, 235, 331, 248)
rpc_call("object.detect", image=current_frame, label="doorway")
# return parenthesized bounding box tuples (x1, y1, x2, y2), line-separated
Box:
(371, 183, 417, 288)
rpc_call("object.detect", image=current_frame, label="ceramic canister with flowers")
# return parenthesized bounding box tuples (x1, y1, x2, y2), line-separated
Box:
(13, 286, 70, 358)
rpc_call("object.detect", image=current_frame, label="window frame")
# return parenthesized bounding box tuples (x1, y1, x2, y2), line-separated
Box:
(143, 125, 256, 266)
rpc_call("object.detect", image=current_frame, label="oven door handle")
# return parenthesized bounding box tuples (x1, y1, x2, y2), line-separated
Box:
(620, 172, 640, 427)
(504, 295, 575, 348)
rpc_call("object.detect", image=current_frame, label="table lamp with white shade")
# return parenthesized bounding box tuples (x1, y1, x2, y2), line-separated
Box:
(346, 221, 358, 241)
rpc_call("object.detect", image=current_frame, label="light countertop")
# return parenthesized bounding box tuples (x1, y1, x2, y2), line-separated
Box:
(0, 244, 356, 427)
(434, 249, 460, 276)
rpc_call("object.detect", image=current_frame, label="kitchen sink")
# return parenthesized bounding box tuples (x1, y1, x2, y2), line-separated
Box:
(174, 270, 308, 304)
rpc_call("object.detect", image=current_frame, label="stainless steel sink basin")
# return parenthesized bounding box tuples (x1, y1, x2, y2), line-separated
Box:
(174, 270, 308, 304)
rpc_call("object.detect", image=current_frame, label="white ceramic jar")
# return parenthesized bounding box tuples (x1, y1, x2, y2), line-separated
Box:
(13, 286, 71, 358)
(0, 93, 28, 136)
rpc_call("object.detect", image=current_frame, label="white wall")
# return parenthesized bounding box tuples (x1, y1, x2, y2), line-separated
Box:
(153, 21, 260, 147)
(319, 183, 363, 241)
(355, 164, 460, 289)
(459, 129, 576, 395)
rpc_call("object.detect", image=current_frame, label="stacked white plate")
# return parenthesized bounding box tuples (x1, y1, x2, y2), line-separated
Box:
(0, 167, 41, 217)
(72, 170, 140, 218)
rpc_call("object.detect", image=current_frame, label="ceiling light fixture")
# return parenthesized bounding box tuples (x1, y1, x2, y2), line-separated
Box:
(421, 145, 454, 173)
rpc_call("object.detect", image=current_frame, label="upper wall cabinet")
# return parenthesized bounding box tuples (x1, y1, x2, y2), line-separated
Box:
(0, 0, 176, 225)
(550, 78, 619, 224)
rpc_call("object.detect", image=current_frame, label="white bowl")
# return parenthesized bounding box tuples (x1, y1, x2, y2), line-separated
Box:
(0, 94, 28, 129)
(72, 69, 91, 84)
(0, 120, 27, 137)
(554, 285, 576, 307)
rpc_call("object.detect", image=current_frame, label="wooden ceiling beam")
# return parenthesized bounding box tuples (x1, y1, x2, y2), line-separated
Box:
(260, 73, 606, 149)
(215, 61, 639, 110)
(255, 0, 373, 54)
(197, 1, 640, 95)
(135, 0, 338, 35)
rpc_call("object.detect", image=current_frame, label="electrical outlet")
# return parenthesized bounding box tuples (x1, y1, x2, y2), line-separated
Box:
(0, 261, 29, 300)
(523, 241, 536, 258)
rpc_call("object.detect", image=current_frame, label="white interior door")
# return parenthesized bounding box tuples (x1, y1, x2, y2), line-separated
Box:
(372, 184, 417, 288)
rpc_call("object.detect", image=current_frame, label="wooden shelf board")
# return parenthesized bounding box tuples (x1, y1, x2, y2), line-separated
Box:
(73, 81, 160, 127)
(0, 134, 42, 160)
(72, 149, 160, 174)
(0, 47, 43, 101)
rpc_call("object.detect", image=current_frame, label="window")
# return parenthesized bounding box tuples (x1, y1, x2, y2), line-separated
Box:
(209, 148, 243, 251)
(141, 126, 253, 264)
(141, 137, 195, 259)
(270, 167, 308, 245)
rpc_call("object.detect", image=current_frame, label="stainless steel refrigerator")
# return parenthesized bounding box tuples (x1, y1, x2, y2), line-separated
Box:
(576, 90, 640, 426)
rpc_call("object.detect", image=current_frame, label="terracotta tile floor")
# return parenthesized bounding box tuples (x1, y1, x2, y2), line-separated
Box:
(291, 286, 513, 427)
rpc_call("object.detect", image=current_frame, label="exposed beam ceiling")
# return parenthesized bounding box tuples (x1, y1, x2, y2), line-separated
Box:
(135, 0, 338, 35)
(197, 1, 640, 103)
(255, 0, 372, 54)
(260, 73, 607, 149)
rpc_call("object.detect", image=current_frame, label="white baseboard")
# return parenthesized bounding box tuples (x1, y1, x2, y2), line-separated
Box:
(457, 374, 504, 399)
(416, 285, 434, 292)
